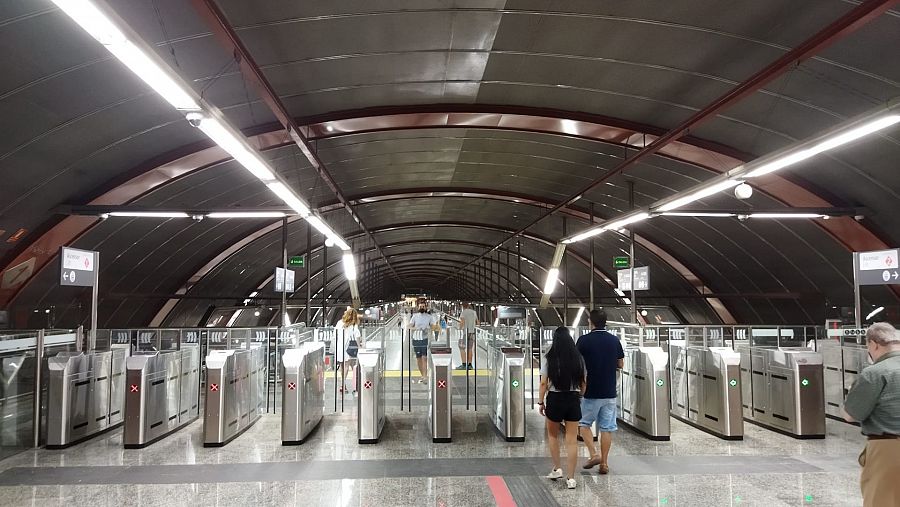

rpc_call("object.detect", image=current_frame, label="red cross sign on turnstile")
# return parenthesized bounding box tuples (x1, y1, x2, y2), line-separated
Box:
(209, 383, 219, 392)
(287, 382, 296, 390)
(437, 379, 447, 389)
(129, 384, 139, 393)
(364, 380, 373, 389)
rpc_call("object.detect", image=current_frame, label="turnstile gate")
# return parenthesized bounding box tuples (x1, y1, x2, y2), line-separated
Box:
(46, 347, 127, 448)
(281, 342, 325, 445)
(488, 344, 525, 442)
(820, 339, 869, 420)
(738, 346, 825, 438)
(123, 345, 200, 448)
(669, 341, 743, 440)
(357, 347, 385, 444)
(203, 346, 266, 447)
(618, 344, 670, 440)
(429, 345, 452, 443)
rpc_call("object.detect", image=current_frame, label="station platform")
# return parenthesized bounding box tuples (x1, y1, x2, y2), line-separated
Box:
(0, 407, 865, 506)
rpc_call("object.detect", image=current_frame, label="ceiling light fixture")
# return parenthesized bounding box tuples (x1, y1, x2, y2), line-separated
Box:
(661, 212, 737, 217)
(655, 178, 742, 212)
(206, 212, 287, 218)
(744, 114, 900, 178)
(542, 268, 560, 294)
(748, 213, 827, 219)
(108, 211, 189, 218)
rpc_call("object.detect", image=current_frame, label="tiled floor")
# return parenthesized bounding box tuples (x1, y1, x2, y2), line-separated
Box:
(0, 405, 866, 507)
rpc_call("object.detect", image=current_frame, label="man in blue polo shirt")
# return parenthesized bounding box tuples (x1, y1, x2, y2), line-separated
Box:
(577, 309, 624, 474)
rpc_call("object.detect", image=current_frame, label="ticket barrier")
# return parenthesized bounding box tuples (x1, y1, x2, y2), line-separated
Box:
(123, 345, 200, 448)
(617, 343, 670, 440)
(203, 346, 266, 447)
(429, 345, 452, 443)
(488, 343, 525, 442)
(669, 341, 743, 440)
(738, 346, 825, 438)
(819, 340, 869, 420)
(281, 342, 325, 445)
(357, 346, 385, 444)
(46, 347, 127, 448)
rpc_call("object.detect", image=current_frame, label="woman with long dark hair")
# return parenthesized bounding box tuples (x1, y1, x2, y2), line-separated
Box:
(539, 326, 586, 489)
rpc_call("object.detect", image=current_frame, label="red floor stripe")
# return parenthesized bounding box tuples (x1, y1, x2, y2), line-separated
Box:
(486, 476, 518, 507)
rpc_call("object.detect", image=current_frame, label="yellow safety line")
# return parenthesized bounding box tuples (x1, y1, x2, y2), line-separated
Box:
(323, 368, 539, 379)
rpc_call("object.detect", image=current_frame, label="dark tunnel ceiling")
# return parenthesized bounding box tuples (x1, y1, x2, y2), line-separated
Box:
(1, 1, 900, 327)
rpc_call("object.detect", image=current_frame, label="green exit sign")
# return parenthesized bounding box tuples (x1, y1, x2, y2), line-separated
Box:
(288, 255, 305, 267)
(614, 256, 630, 268)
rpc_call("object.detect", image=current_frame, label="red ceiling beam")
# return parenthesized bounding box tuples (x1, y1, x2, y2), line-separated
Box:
(462, 0, 900, 270)
(188, 0, 404, 286)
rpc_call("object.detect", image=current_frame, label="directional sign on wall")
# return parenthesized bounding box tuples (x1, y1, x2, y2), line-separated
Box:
(59, 247, 98, 287)
(856, 249, 900, 286)
(617, 266, 649, 291)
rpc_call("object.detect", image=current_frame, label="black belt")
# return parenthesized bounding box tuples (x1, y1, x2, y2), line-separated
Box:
(867, 434, 900, 440)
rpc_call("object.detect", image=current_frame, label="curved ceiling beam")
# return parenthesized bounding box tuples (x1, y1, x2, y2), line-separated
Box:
(156, 221, 618, 325)
(5, 105, 880, 314)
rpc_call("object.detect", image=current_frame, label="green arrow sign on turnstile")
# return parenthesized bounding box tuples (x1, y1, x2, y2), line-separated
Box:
(288, 255, 305, 267)
(511, 379, 520, 388)
(801, 378, 810, 387)
(613, 256, 630, 269)
(729, 379, 738, 387)
(656, 379, 664, 387)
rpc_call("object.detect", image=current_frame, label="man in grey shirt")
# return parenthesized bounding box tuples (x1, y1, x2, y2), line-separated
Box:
(457, 303, 478, 370)
(842, 322, 900, 506)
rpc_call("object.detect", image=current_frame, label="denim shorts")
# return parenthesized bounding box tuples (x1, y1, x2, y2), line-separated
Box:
(412, 339, 429, 358)
(579, 397, 618, 432)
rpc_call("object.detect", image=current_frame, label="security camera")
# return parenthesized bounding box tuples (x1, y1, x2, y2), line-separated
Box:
(185, 112, 204, 128)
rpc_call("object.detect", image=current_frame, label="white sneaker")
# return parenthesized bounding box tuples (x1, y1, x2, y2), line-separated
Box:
(546, 468, 563, 480)
(566, 478, 576, 489)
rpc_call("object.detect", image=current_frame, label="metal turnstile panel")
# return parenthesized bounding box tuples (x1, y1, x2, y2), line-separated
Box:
(123, 348, 200, 448)
(108, 347, 127, 426)
(203, 347, 265, 447)
(742, 347, 825, 438)
(281, 342, 325, 444)
(429, 346, 453, 442)
(488, 345, 525, 442)
(357, 347, 385, 444)
(669, 342, 688, 419)
(668, 345, 742, 440)
(617, 345, 670, 440)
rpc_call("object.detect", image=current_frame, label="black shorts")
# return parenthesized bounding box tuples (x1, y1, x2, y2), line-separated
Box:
(545, 391, 582, 423)
(412, 339, 428, 358)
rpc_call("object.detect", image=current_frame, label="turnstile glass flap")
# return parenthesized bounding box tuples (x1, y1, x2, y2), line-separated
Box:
(639, 346, 669, 369)
(707, 347, 740, 366)
(357, 348, 382, 367)
(769, 347, 822, 368)
(206, 350, 236, 369)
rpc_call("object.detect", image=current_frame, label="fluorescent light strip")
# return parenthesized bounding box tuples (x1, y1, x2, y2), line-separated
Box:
(565, 212, 650, 243)
(656, 179, 741, 212)
(52, 0, 199, 111)
(745, 115, 900, 178)
(661, 212, 736, 217)
(108, 211, 189, 218)
(206, 212, 287, 218)
(543, 268, 560, 294)
(266, 182, 311, 217)
(195, 117, 275, 182)
(342, 253, 357, 281)
(571, 306, 585, 327)
(748, 213, 826, 219)
(866, 306, 884, 320)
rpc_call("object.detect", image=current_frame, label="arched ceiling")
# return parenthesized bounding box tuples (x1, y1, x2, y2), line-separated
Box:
(2, 0, 900, 328)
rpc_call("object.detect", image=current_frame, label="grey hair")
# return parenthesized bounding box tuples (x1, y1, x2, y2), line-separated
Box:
(866, 322, 900, 345)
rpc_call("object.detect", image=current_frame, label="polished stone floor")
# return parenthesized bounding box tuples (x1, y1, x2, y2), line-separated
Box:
(0, 404, 866, 507)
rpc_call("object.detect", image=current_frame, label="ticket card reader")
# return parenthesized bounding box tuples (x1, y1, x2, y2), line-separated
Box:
(429, 345, 453, 443)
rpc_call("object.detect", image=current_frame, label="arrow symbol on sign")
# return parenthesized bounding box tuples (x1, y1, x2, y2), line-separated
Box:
(893, 271, 898, 280)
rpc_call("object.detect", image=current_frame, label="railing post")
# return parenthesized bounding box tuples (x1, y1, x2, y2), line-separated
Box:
(32, 329, 45, 448)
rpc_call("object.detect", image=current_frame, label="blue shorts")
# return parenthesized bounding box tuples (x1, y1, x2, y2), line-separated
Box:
(412, 339, 429, 358)
(579, 397, 618, 432)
